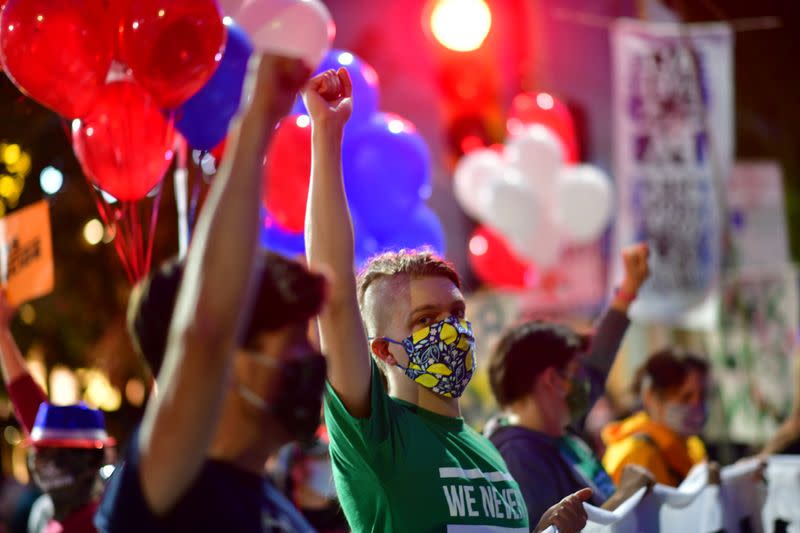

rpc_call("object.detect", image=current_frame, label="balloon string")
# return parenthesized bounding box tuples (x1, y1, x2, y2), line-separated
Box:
(131, 201, 145, 281)
(60, 119, 72, 143)
(89, 186, 134, 284)
(120, 203, 135, 280)
(144, 181, 164, 276)
(123, 202, 142, 282)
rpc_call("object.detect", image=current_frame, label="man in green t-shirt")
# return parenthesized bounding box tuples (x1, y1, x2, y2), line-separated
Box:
(302, 69, 590, 533)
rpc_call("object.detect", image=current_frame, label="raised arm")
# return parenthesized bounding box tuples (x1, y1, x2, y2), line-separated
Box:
(304, 69, 371, 417)
(584, 243, 649, 375)
(136, 54, 309, 514)
(0, 292, 47, 434)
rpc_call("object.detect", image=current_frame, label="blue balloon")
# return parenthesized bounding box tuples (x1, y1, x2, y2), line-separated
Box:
(352, 211, 383, 270)
(260, 217, 305, 257)
(374, 204, 446, 256)
(290, 49, 380, 126)
(343, 113, 431, 236)
(176, 23, 253, 150)
(353, 205, 446, 270)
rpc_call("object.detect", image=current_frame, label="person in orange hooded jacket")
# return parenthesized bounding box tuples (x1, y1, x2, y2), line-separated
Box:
(602, 349, 709, 487)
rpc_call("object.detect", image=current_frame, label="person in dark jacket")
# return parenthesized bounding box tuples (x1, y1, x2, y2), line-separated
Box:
(485, 243, 654, 526)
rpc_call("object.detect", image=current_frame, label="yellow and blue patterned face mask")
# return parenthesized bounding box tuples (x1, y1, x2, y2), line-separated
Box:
(382, 316, 476, 398)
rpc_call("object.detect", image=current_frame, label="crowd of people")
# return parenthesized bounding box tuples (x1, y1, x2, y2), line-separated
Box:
(0, 52, 798, 533)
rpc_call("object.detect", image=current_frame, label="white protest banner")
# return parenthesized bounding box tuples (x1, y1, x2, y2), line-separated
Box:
(634, 465, 714, 533)
(762, 455, 800, 533)
(541, 487, 645, 533)
(633, 461, 765, 533)
(610, 19, 734, 329)
(726, 161, 790, 270)
(581, 486, 645, 533)
(718, 460, 766, 533)
(547, 459, 782, 533)
(707, 265, 798, 445)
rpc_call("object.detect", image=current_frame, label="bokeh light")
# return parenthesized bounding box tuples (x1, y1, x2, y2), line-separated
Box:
(83, 218, 104, 246)
(40, 165, 64, 194)
(429, 0, 492, 52)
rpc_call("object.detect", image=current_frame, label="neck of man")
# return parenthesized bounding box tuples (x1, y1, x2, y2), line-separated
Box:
(388, 373, 461, 418)
(207, 392, 283, 476)
(508, 396, 564, 438)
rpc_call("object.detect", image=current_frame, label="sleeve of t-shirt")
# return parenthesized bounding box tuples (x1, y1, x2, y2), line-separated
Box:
(583, 308, 630, 377)
(496, 439, 563, 528)
(7, 373, 48, 435)
(583, 309, 630, 409)
(94, 428, 164, 533)
(323, 360, 396, 478)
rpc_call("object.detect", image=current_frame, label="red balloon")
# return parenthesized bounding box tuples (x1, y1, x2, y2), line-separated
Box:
(262, 115, 312, 233)
(507, 92, 579, 163)
(72, 80, 175, 201)
(0, 0, 116, 118)
(468, 225, 536, 289)
(120, 0, 225, 109)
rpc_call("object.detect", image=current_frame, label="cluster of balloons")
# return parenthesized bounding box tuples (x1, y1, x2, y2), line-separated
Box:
(257, 49, 445, 267)
(0, 0, 334, 201)
(456, 92, 614, 289)
(182, 0, 335, 152)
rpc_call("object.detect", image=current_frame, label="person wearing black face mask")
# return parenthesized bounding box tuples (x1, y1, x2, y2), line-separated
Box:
(485, 243, 654, 527)
(95, 54, 326, 533)
(95, 249, 329, 533)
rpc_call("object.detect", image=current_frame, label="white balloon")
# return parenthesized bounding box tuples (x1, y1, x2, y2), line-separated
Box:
(506, 123, 565, 198)
(508, 210, 563, 268)
(236, 0, 336, 70)
(556, 164, 614, 244)
(218, 0, 246, 16)
(483, 167, 540, 246)
(453, 149, 504, 221)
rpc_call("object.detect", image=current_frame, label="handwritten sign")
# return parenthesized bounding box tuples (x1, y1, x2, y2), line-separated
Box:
(0, 201, 54, 306)
(611, 20, 734, 329)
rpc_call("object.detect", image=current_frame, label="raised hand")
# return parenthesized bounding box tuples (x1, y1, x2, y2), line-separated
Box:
(620, 242, 650, 296)
(246, 54, 311, 122)
(302, 68, 353, 131)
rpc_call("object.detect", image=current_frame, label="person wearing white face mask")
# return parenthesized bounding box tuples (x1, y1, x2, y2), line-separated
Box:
(602, 350, 710, 487)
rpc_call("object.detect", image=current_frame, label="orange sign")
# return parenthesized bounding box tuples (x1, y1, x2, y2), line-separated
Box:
(0, 201, 54, 306)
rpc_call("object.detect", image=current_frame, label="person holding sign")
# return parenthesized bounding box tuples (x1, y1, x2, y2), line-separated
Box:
(0, 293, 113, 533)
(303, 67, 589, 533)
(485, 244, 654, 526)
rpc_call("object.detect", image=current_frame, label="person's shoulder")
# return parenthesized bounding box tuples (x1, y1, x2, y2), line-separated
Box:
(488, 425, 551, 451)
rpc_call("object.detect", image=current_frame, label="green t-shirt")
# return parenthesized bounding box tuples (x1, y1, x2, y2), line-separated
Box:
(324, 363, 530, 533)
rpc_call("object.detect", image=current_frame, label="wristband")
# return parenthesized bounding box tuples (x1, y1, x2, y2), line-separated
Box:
(614, 286, 637, 304)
